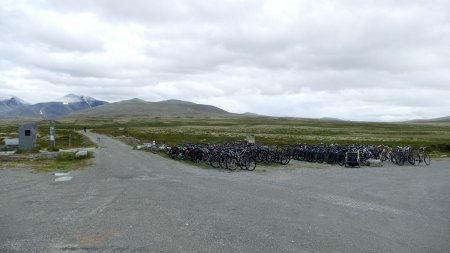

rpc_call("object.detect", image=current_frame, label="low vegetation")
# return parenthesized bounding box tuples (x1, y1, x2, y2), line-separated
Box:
(2, 116, 449, 157)
(33, 151, 94, 172)
(1, 158, 92, 173)
(0, 120, 95, 172)
(61, 116, 450, 155)
(0, 120, 95, 151)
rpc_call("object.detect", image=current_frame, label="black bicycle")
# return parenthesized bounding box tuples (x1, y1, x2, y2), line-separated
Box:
(412, 147, 431, 166)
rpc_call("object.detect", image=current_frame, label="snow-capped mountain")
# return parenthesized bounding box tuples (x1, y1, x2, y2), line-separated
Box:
(0, 94, 108, 119)
(0, 96, 29, 112)
(54, 94, 106, 108)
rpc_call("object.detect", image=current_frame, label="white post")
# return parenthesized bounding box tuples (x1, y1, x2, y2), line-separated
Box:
(50, 126, 55, 149)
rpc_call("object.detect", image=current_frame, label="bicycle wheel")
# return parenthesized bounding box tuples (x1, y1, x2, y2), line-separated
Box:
(316, 153, 324, 163)
(226, 156, 238, 171)
(298, 151, 306, 161)
(338, 154, 346, 166)
(408, 154, 416, 165)
(219, 155, 228, 169)
(266, 151, 276, 164)
(423, 153, 431, 165)
(169, 148, 178, 159)
(280, 154, 291, 165)
(390, 154, 397, 164)
(245, 157, 257, 171)
(380, 150, 389, 162)
(257, 150, 267, 163)
(359, 155, 368, 166)
(396, 153, 405, 166)
(210, 155, 221, 168)
(413, 153, 421, 166)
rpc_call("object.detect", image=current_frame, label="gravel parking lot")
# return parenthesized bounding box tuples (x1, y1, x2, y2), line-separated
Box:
(1, 132, 449, 253)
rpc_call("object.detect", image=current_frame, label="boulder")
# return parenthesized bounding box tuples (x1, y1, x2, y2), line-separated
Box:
(75, 150, 88, 159)
(367, 159, 383, 167)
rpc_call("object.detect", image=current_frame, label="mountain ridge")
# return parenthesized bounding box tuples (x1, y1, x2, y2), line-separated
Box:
(0, 96, 29, 112)
(0, 94, 108, 119)
(407, 116, 450, 123)
(1, 94, 448, 122)
(69, 98, 229, 118)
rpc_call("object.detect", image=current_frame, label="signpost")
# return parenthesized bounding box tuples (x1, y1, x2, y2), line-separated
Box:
(246, 134, 256, 144)
(50, 126, 55, 149)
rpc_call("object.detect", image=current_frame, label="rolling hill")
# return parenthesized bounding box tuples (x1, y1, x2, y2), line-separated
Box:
(69, 98, 229, 118)
(409, 116, 450, 123)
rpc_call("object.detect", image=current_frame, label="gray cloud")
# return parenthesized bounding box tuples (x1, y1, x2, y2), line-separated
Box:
(0, 0, 449, 121)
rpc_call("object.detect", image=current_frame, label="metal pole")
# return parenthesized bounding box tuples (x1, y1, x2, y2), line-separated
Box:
(50, 124, 55, 149)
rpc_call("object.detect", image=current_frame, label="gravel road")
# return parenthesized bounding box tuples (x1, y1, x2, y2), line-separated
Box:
(1, 131, 450, 253)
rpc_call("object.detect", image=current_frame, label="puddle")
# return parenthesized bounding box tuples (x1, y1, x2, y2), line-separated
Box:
(55, 176, 72, 182)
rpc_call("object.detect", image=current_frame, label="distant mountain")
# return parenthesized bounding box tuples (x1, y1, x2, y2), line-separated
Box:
(0, 96, 29, 112)
(54, 94, 107, 108)
(319, 117, 343, 121)
(242, 112, 261, 116)
(159, 99, 196, 105)
(0, 94, 108, 119)
(409, 116, 450, 123)
(70, 98, 229, 118)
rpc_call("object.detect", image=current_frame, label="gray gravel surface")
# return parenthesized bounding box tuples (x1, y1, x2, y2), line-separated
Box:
(1, 131, 450, 253)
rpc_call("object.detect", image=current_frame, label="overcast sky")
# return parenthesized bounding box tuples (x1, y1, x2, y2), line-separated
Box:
(1, 0, 449, 121)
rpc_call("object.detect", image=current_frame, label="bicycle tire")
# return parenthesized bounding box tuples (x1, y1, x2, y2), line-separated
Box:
(226, 156, 238, 171)
(279, 154, 290, 165)
(408, 154, 416, 165)
(210, 155, 221, 168)
(396, 153, 405, 166)
(423, 153, 431, 165)
(219, 154, 228, 169)
(245, 157, 257, 171)
(413, 153, 421, 166)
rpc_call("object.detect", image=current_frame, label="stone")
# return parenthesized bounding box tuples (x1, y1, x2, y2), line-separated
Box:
(39, 152, 59, 159)
(55, 176, 72, 182)
(75, 150, 88, 159)
(54, 172, 70, 177)
(367, 159, 383, 167)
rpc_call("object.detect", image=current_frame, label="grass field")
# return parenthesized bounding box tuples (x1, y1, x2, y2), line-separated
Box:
(0, 120, 95, 172)
(2, 116, 449, 155)
(0, 120, 95, 151)
(57, 116, 450, 155)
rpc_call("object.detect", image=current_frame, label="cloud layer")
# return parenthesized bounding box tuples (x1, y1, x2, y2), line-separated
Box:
(1, 0, 449, 121)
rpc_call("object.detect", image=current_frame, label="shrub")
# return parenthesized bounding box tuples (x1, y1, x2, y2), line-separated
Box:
(87, 151, 95, 158)
(58, 152, 76, 161)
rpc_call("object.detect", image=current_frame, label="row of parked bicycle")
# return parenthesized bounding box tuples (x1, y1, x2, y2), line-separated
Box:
(286, 144, 431, 166)
(143, 141, 431, 171)
(167, 141, 291, 171)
